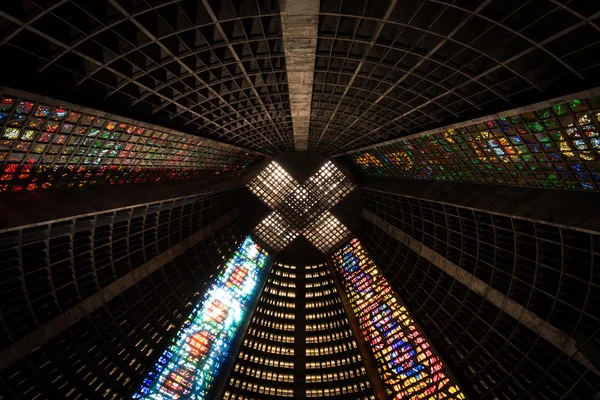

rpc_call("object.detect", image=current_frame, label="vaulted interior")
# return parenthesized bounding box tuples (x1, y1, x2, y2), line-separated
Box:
(1, 1, 600, 399)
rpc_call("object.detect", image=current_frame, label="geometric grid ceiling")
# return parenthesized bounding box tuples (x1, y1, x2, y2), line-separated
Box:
(1, 1, 599, 155)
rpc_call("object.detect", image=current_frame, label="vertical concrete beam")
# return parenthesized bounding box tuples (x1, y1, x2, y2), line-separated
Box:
(362, 209, 600, 376)
(280, 0, 319, 151)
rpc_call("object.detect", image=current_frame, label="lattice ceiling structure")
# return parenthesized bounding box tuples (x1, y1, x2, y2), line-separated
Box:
(248, 160, 355, 252)
(0, 0, 598, 155)
(1, 2, 600, 400)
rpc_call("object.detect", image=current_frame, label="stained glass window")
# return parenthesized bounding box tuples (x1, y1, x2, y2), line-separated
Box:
(0, 92, 261, 193)
(133, 236, 271, 400)
(331, 239, 465, 399)
(349, 95, 600, 191)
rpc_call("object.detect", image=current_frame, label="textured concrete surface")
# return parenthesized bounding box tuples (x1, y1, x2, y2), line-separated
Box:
(363, 209, 599, 375)
(363, 179, 600, 233)
(0, 209, 239, 371)
(280, 0, 319, 151)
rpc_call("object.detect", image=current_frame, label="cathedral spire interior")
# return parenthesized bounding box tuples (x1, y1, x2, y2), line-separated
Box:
(1, 1, 600, 399)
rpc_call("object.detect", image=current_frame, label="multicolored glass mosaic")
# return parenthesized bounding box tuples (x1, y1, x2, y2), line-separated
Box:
(0, 93, 261, 192)
(349, 95, 600, 191)
(133, 236, 271, 400)
(332, 239, 465, 399)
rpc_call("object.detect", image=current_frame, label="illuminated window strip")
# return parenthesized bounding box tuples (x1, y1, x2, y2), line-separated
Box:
(133, 236, 271, 400)
(349, 96, 600, 191)
(331, 239, 465, 399)
(0, 95, 260, 193)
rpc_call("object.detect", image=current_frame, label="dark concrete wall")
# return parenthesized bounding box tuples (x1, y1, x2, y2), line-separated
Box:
(364, 178, 600, 233)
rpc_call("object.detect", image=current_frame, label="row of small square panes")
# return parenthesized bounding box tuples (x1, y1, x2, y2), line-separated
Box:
(1, 148, 244, 167)
(306, 329, 353, 344)
(262, 286, 296, 298)
(0, 122, 241, 150)
(261, 298, 295, 309)
(306, 386, 373, 398)
(236, 351, 294, 369)
(306, 270, 330, 280)
(0, 95, 258, 191)
(306, 318, 349, 331)
(266, 277, 296, 288)
(223, 388, 293, 399)
(245, 327, 295, 343)
(254, 307, 294, 320)
(275, 263, 297, 269)
(0, 96, 229, 146)
(305, 313, 351, 329)
(305, 279, 334, 289)
(306, 308, 344, 321)
(227, 381, 294, 397)
(232, 364, 294, 382)
(306, 298, 341, 310)
(306, 341, 358, 356)
(0, 165, 227, 192)
(0, 106, 248, 166)
(0, 128, 247, 163)
(306, 354, 363, 369)
(305, 287, 336, 297)
(350, 95, 600, 191)
(306, 367, 368, 383)
(406, 98, 600, 138)
(271, 268, 296, 278)
(409, 113, 600, 146)
(243, 337, 295, 354)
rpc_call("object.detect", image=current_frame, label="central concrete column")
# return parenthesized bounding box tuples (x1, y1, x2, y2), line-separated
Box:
(280, 0, 319, 151)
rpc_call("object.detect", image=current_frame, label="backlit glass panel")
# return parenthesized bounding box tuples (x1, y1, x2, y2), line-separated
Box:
(331, 239, 465, 399)
(133, 236, 271, 400)
(349, 95, 600, 191)
(254, 211, 300, 252)
(247, 161, 299, 208)
(248, 160, 355, 252)
(0, 93, 260, 192)
(304, 211, 351, 253)
(305, 161, 355, 208)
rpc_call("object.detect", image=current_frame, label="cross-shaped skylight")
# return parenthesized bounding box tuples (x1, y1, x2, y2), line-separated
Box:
(248, 161, 355, 253)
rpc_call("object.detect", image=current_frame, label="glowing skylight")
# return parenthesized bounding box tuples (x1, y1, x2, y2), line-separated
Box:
(254, 211, 300, 252)
(247, 161, 355, 253)
(303, 211, 352, 253)
(305, 161, 355, 208)
(247, 161, 298, 208)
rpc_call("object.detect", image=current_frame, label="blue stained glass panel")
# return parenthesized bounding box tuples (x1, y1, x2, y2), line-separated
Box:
(133, 236, 271, 399)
